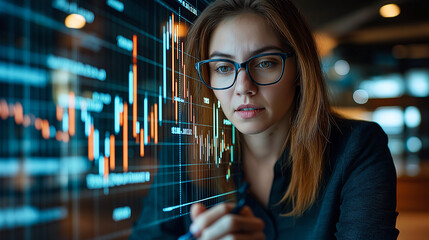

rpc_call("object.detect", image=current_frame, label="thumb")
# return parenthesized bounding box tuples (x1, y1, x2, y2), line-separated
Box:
(190, 203, 206, 221)
(239, 205, 254, 217)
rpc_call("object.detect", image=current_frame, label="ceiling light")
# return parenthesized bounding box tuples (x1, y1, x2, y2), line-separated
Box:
(65, 14, 86, 29)
(379, 4, 401, 18)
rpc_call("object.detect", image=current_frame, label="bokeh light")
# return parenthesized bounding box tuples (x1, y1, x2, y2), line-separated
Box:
(379, 4, 401, 18)
(407, 137, 422, 153)
(334, 60, 350, 76)
(65, 14, 86, 29)
(404, 106, 421, 128)
(353, 89, 369, 104)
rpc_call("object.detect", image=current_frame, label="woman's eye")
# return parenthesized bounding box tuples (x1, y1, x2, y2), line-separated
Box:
(216, 66, 231, 73)
(258, 61, 273, 69)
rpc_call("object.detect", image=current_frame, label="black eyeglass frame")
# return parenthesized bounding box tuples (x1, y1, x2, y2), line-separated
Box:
(195, 52, 295, 90)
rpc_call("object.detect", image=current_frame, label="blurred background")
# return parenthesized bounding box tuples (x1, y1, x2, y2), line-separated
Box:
(294, 0, 429, 239)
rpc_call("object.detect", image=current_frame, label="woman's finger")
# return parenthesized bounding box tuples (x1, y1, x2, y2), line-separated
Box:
(219, 232, 265, 240)
(237, 205, 254, 217)
(190, 203, 207, 221)
(200, 214, 264, 240)
(190, 203, 235, 237)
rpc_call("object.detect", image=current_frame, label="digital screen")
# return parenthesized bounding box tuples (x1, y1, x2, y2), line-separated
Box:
(0, 0, 238, 239)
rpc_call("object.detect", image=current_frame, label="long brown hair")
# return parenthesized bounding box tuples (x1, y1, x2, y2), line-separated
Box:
(185, 0, 334, 216)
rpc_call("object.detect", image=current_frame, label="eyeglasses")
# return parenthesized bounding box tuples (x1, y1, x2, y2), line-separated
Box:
(195, 52, 295, 90)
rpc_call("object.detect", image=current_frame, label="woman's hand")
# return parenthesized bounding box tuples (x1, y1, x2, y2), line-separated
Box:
(189, 203, 265, 240)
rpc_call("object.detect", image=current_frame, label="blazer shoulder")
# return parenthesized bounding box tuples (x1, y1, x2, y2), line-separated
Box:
(331, 117, 387, 144)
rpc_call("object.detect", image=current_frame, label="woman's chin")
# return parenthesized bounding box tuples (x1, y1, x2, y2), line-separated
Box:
(233, 122, 267, 136)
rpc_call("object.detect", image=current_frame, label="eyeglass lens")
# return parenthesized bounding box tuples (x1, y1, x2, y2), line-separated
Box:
(199, 54, 284, 89)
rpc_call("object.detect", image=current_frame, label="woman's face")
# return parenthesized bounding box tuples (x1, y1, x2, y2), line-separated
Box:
(209, 13, 297, 135)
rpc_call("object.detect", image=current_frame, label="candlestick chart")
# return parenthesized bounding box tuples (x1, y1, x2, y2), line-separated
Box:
(0, 0, 237, 239)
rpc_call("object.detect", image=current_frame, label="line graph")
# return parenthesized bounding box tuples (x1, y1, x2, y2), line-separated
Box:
(162, 190, 237, 212)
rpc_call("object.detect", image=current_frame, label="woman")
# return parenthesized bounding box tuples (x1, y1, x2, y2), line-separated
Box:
(131, 0, 399, 239)
(183, 0, 399, 239)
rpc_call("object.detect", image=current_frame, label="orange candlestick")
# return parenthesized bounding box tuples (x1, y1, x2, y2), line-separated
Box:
(123, 102, 128, 172)
(133, 35, 138, 138)
(68, 92, 75, 136)
(110, 135, 115, 170)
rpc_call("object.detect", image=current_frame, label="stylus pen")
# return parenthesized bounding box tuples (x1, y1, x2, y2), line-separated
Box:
(177, 182, 250, 240)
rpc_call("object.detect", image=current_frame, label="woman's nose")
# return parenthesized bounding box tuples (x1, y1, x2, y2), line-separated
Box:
(234, 68, 257, 96)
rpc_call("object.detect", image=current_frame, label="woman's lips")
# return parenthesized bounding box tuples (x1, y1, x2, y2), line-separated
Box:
(235, 105, 265, 119)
